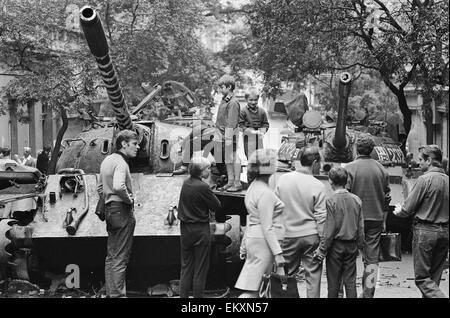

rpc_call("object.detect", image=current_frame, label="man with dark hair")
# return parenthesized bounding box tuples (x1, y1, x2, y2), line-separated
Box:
(394, 145, 449, 298)
(274, 146, 327, 298)
(345, 134, 391, 298)
(313, 167, 364, 298)
(178, 157, 221, 298)
(239, 89, 269, 160)
(98, 129, 139, 298)
(36, 145, 52, 174)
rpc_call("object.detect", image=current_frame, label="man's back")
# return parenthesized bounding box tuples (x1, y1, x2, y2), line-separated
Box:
(36, 152, 49, 174)
(178, 176, 221, 223)
(345, 156, 390, 221)
(275, 171, 327, 238)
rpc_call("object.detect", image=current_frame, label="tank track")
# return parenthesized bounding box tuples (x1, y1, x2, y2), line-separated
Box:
(0, 219, 34, 281)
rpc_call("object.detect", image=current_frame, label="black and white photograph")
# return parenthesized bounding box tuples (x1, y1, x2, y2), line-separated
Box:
(0, 0, 448, 304)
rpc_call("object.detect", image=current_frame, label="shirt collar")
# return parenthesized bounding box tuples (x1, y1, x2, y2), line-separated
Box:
(115, 151, 129, 163)
(190, 175, 203, 181)
(222, 92, 234, 101)
(425, 167, 446, 174)
(295, 167, 312, 175)
(334, 189, 348, 194)
(247, 105, 258, 113)
(356, 155, 372, 159)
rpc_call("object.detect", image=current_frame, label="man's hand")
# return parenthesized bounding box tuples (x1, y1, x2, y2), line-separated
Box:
(312, 248, 325, 264)
(393, 203, 402, 216)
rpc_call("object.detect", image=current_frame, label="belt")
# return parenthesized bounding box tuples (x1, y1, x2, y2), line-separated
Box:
(414, 219, 448, 226)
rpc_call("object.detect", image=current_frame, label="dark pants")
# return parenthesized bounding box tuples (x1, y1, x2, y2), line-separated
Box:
(283, 234, 323, 298)
(105, 201, 135, 298)
(180, 222, 211, 298)
(326, 240, 358, 298)
(243, 134, 264, 159)
(413, 222, 449, 298)
(361, 220, 383, 298)
(181, 134, 237, 166)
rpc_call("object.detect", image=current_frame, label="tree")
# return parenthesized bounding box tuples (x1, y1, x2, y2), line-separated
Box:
(247, 0, 449, 139)
(90, 0, 219, 105)
(1, 0, 220, 173)
(0, 0, 98, 173)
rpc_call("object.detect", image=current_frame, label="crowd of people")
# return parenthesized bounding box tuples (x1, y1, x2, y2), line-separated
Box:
(95, 74, 448, 299)
(0, 145, 51, 174)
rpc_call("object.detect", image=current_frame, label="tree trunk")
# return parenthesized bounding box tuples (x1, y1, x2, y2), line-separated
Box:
(47, 107, 68, 174)
(395, 89, 412, 136)
(380, 75, 412, 136)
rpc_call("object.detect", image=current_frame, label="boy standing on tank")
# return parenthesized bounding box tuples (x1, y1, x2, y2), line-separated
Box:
(238, 88, 269, 160)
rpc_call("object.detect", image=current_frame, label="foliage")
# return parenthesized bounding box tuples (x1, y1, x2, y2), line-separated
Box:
(88, 0, 219, 106)
(246, 0, 449, 135)
(315, 72, 398, 116)
(0, 0, 99, 116)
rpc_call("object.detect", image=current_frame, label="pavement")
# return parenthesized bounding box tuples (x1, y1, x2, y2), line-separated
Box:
(294, 252, 449, 298)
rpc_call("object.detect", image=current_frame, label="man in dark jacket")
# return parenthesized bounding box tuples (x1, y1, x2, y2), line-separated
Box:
(178, 156, 221, 298)
(36, 145, 51, 174)
(345, 134, 391, 298)
(394, 145, 449, 298)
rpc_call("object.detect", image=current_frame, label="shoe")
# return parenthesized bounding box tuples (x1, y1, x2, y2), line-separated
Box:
(218, 184, 233, 191)
(173, 165, 188, 175)
(226, 184, 243, 192)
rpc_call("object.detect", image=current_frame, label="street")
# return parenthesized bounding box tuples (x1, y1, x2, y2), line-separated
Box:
(295, 252, 449, 298)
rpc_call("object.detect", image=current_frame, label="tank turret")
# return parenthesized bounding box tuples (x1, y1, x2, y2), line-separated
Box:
(56, 7, 196, 174)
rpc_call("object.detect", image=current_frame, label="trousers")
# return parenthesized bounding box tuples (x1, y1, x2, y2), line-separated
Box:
(179, 222, 211, 298)
(413, 222, 449, 298)
(361, 220, 383, 298)
(104, 201, 135, 298)
(283, 234, 323, 298)
(326, 240, 358, 298)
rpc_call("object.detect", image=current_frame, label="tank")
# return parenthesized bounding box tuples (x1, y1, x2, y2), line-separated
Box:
(275, 72, 416, 250)
(0, 6, 241, 293)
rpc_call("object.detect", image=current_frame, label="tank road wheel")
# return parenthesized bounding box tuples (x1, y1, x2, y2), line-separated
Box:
(0, 219, 34, 281)
(223, 215, 241, 264)
(209, 215, 242, 288)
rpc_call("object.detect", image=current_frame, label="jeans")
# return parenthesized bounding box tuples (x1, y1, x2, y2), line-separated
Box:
(413, 222, 449, 298)
(104, 201, 136, 298)
(326, 240, 358, 298)
(283, 234, 323, 298)
(179, 222, 211, 298)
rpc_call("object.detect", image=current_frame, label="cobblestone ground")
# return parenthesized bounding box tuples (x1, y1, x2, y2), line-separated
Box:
(0, 253, 447, 298)
(293, 252, 449, 298)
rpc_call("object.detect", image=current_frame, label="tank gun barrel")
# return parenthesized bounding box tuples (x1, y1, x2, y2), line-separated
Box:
(333, 72, 352, 149)
(79, 6, 133, 131)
